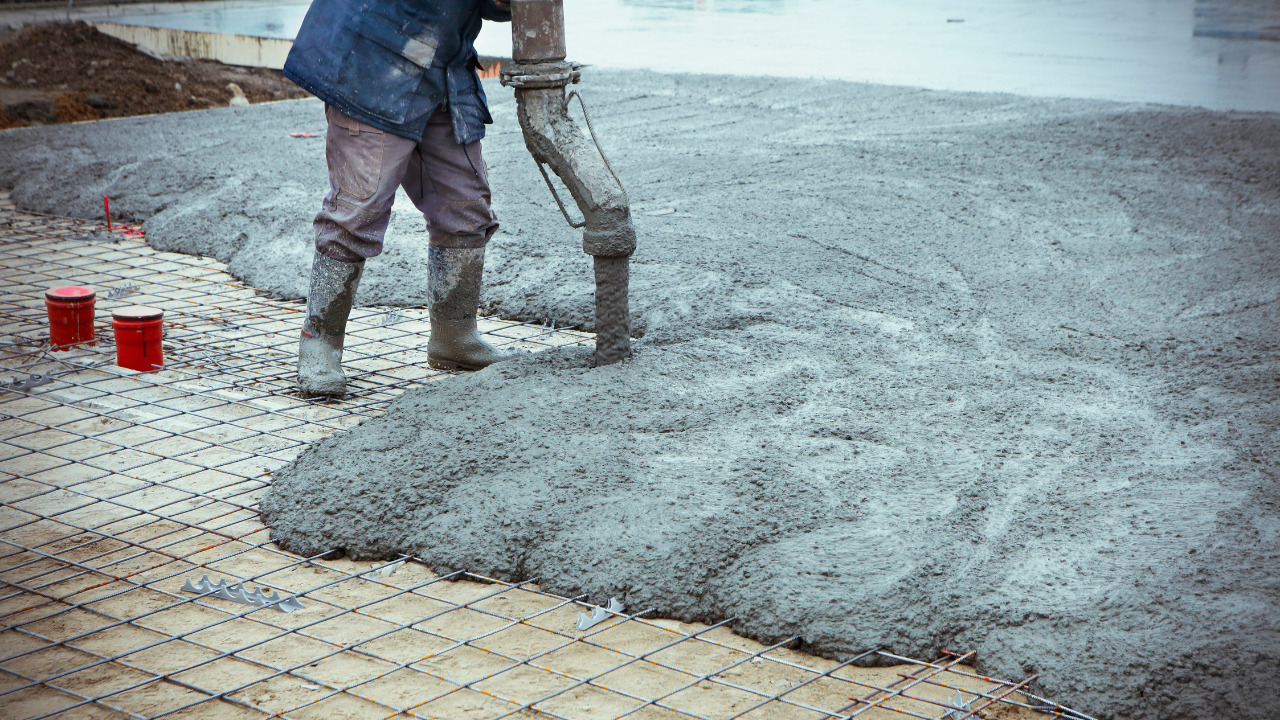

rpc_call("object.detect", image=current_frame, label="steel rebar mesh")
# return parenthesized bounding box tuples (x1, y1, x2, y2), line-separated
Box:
(0, 193, 1095, 720)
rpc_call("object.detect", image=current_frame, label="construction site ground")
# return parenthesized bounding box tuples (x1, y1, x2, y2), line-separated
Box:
(0, 22, 306, 129)
(0, 53, 1276, 720)
(0, 195, 1080, 720)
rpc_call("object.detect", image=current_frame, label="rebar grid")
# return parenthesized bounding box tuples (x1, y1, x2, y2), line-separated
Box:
(0, 195, 1096, 720)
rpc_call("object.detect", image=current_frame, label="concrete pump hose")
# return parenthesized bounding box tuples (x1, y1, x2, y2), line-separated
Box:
(593, 256, 631, 365)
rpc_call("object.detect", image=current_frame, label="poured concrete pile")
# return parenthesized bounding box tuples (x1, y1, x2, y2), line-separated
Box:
(1, 71, 1276, 720)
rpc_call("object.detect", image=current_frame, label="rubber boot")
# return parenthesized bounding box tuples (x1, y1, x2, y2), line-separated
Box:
(298, 251, 364, 396)
(427, 246, 514, 371)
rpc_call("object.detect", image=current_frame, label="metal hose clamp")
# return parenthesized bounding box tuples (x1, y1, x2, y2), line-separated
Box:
(500, 60, 582, 89)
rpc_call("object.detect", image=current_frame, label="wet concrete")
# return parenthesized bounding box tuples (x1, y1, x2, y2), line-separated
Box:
(0, 73, 1277, 719)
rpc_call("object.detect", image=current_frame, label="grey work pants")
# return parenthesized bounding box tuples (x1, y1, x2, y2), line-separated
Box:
(314, 104, 499, 263)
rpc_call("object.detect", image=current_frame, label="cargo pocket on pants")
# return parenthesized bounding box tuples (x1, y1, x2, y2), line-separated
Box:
(325, 105, 385, 202)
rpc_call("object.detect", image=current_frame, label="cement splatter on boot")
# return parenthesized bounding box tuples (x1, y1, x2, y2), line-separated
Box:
(298, 251, 363, 396)
(426, 245, 515, 371)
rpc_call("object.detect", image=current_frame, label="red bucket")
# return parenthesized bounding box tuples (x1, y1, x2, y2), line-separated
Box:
(112, 306, 165, 372)
(45, 286, 96, 350)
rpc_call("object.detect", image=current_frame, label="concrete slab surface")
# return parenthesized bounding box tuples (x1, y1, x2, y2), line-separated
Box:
(0, 70, 1277, 720)
(0, 198, 1058, 720)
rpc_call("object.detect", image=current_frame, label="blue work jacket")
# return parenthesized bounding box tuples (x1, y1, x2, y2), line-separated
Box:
(284, 0, 511, 144)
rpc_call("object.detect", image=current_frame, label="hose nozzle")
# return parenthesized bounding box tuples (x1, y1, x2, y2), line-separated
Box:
(505, 0, 636, 365)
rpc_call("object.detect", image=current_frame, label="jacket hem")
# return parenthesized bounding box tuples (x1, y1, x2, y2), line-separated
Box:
(285, 66, 441, 142)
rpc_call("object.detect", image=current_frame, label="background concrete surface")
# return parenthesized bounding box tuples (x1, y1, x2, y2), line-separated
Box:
(1, 72, 1277, 719)
(43, 0, 1280, 111)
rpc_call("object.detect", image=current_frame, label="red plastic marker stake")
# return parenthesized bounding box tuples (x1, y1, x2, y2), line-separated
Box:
(104, 195, 112, 232)
(289, 132, 317, 138)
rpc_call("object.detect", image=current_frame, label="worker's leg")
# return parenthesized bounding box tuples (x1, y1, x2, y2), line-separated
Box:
(402, 108, 513, 371)
(315, 105, 421, 261)
(400, 108, 500, 250)
(300, 106, 418, 396)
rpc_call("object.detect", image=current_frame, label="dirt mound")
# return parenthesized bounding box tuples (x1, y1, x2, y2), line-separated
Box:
(0, 21, 307, 128)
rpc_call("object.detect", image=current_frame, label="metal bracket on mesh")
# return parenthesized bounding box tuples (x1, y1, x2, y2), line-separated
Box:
(181, 574, 305, 613)
(5, 372, 54, 393)
(106, 284, 140, 300)
(575, 597, 624, 631)
(380, 309, 406, 327)
(940, 691, 975, 719)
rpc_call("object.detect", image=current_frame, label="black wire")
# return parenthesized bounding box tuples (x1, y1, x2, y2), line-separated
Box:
(462, 141, 481, 179)
(439, 99, 481, 179)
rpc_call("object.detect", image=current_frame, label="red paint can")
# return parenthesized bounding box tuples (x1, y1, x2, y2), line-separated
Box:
(45, 286, 97, 350)
(111, 306, 165, 372)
